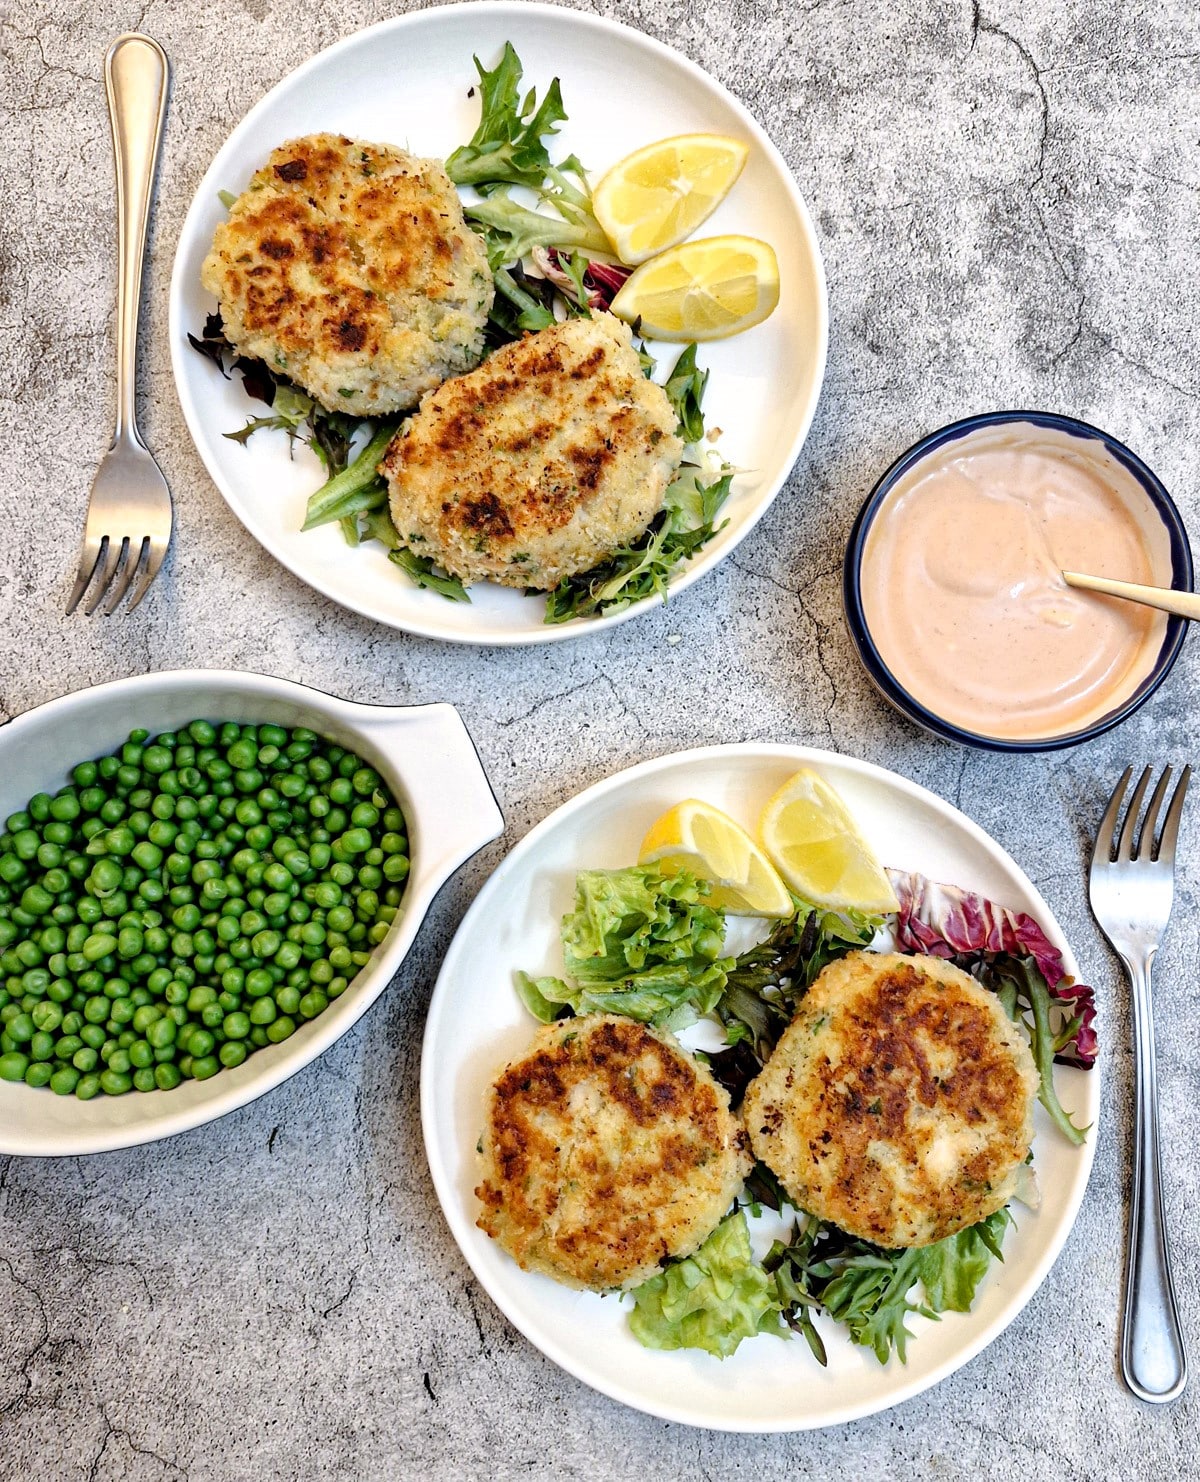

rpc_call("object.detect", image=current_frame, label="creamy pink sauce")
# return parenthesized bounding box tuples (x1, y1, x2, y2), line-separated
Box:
(860, 424, 1173, 739)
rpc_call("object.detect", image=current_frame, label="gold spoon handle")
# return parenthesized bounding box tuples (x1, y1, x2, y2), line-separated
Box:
(1062, 571, 1200, 622)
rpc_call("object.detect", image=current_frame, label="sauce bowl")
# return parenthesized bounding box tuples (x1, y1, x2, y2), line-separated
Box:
(843, 411, 1194, 751)
(0, 670, 503, 1155)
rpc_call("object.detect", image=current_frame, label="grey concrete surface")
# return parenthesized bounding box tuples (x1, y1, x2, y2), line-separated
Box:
(2, 0, 1199, 1475)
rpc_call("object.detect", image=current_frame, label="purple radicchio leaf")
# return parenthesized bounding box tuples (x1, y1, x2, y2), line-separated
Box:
(533, 246, 631, 310)
(886, 868, 1097, 1069)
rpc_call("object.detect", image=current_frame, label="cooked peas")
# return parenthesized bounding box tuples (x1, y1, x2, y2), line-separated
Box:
(0, 720, 408, 1098)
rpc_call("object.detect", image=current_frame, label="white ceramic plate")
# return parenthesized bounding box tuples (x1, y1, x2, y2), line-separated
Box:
(169, 1, 827, 645)
(421, 743, 1099, 1431)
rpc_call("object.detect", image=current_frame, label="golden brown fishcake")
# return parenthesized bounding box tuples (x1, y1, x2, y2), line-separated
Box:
(380, 313, 683, 589)
(476, 1014, 749, 1290)
(200, 134, 493, 414)
(743, 952, 1039, 1247)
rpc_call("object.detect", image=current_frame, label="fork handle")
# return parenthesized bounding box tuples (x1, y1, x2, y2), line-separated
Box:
(105, 34, 168, 445)
(1121, 953, 1188, 1401)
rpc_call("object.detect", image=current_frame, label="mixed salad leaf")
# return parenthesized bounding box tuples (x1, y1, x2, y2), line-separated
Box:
(626, 1201, 1013, 1366)
(515, 855, 1093, 1364)
(191, 42, 733, 623)
(762, 1207, 1013, 1365)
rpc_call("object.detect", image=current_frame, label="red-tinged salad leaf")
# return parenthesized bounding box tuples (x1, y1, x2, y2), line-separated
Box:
(887, 869, 1097, 1067)
(531, 246, 631, 313)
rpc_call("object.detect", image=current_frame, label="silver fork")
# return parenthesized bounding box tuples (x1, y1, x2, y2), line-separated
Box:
(1089, 764, 1191, 1403)
(67, 34, 172, 616)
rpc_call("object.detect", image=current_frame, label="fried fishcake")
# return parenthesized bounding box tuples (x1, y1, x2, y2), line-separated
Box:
(743, 951, 1039, 1247)
(380, 313, 683, 589)
(476, 1014, 749, 1290)
(201, 134, 493, 414)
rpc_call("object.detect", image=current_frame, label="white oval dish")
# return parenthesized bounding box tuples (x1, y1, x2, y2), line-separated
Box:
(421, 742, 1099, 1431)
(0, 670, 503, 1157)
(168, 1, 828, 645)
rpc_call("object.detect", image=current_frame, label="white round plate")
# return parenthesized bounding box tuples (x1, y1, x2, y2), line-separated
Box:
(421, 743, 1099, 1431)
(169, 1, 827, 645)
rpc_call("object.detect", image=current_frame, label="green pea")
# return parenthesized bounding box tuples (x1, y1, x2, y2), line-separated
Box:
(244, 969, 273, 998)
(50, 793, 81, 821)
(249, 997, 276, 1025)
(265, 1015, 295, 1044)
(50, 1066, 80, 1095)
(141, 745, 172, 775)
(297, 990, 327, 1020)
(99, 1069, 132, 1095)
(131, 840, 163, 871)
(275, 985, 301, 1015)
(31, 1001, 63, 1032)
(7, 1012, 33, 1043)
(147, 1017, 176, 1049)
(24, 1062, 53, 1088)
(0, 1051, 29, 1081)
(223, 1012, 250, 1040)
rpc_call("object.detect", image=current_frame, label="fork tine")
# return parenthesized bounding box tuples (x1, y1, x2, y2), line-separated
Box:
(1137, 768, 1173, 860)
(1094, 765, 1132, 866)
(1117, 767, 1154, 863)
(82, 536, 126, 616)
(66, 533, 106, 615)
(124, 538, 166, 613)
(100, 536, 148, 616)
(1155, 766, 1191, 865)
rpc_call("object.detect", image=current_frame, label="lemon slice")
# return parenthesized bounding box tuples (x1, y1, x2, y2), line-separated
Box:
(638, 798, 793, 917)
(609, 235, 780, 342)
(759, 770, 898, 914)
(593, 133, 750, 265)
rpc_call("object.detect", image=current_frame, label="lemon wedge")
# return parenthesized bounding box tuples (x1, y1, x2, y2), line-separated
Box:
(759, 770, 898, 914)
(638, 798, 793, 917)
(593, 133, 750, 265)
(609, 235, 780, 342)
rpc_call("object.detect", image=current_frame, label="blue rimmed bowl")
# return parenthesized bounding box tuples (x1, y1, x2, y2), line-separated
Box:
(843, 411, 1194, 752)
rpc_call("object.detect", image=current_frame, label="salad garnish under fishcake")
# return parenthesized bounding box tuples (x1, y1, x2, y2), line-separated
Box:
(201, 134, 493, 415)
(380, 313, 682, 591)
(486, 773, 1096, 1365)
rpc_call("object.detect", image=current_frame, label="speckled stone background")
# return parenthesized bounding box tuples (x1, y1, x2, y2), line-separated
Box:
(2, 0, 1199, 1475)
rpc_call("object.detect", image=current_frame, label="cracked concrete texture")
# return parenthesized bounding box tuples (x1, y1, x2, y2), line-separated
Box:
(2, 0, 1199, 1474)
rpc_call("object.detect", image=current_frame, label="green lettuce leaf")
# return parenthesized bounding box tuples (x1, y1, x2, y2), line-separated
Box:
(515, 866, 733, 1030)
(628, 1210, 785, 1359)
(562, 867, 725, 980)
